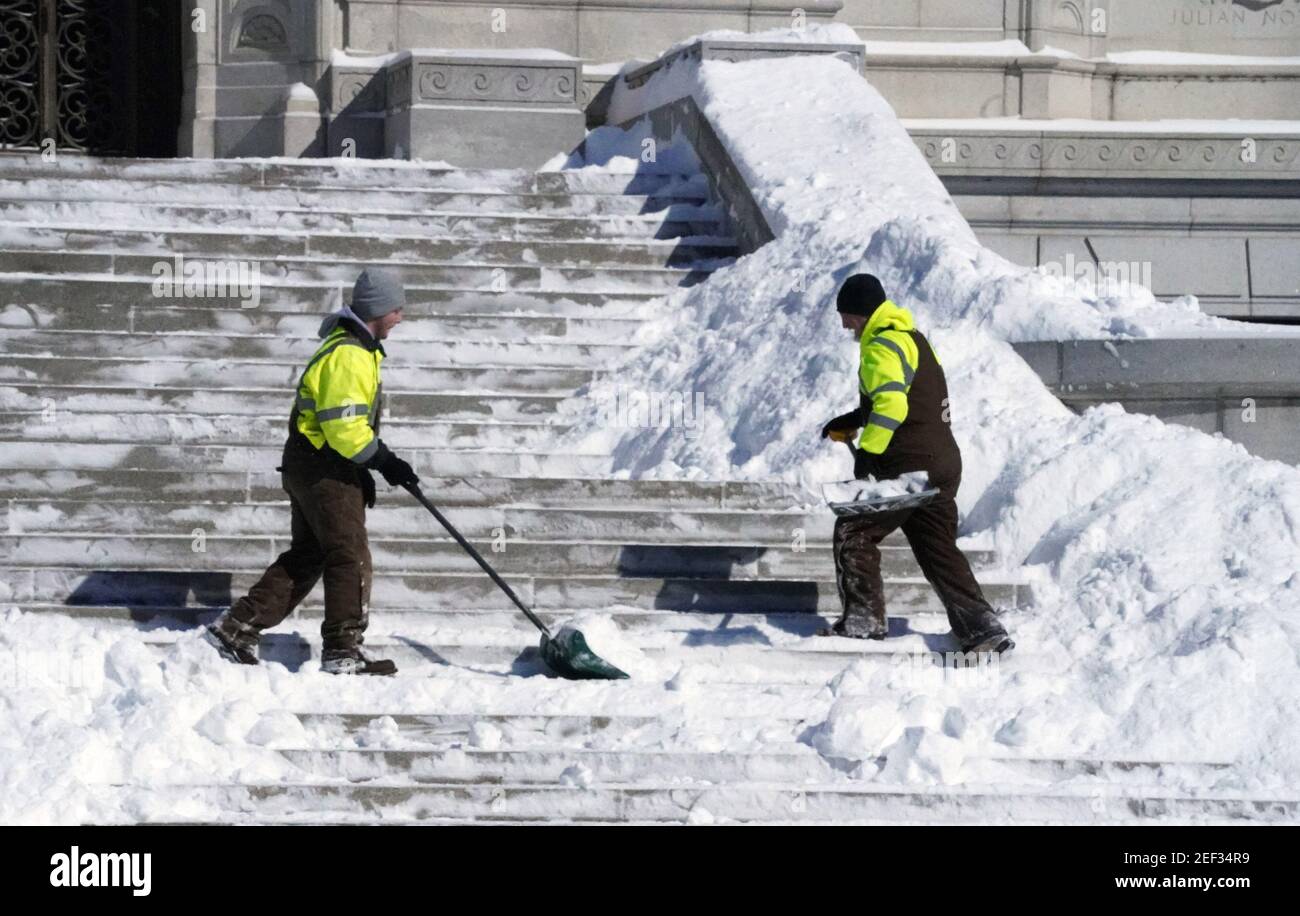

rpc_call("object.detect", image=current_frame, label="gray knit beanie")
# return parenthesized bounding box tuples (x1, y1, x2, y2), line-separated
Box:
(350, 267, 406, 321)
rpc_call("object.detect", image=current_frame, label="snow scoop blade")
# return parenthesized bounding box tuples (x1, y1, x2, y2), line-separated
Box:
(540, 629, 629, 680)
(827, 487, 940, 517)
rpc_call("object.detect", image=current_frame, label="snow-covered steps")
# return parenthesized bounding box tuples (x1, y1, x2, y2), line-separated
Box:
(0, 155, 1052, 824)
(0, 350, 626, 384)
(4, 501, 855, 541)
(271, 748, 1240, 791)
(1, 226, 739, 270)
(0, 201, 727, 241)
(0, 185, 715, 218)
(0, 155, 711, 194)
(0, 441, 619, 476)
(2, 319, 642, 350)
(0, 470, 808, 510)
(0, 254, 719, 292)
(0, 529, 996, 575)
(135, 633, 1016, 682)
(0, 279, 664, 317)
(0, 414, 578, 451)
(0, 386, 569, 422)
(0, 567, 1024, 615)
(6, 604, 998, 632)
(83, 781, 1297, 825)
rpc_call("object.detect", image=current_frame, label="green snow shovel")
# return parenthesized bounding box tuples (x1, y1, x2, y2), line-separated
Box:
(403, 481, 629, 680)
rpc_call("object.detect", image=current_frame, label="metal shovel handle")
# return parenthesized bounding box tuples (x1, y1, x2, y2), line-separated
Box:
(403, 481, 552, 638)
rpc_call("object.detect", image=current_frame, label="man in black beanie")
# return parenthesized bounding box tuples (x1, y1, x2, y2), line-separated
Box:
(820, 273, 1013, 654)
(204, 266, 420, 675)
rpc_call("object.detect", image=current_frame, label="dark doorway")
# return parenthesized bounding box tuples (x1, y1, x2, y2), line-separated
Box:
(0, 0, 181, 156)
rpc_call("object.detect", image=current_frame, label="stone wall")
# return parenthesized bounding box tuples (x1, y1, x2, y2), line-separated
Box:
(1012, 340, 1300, 464)
(840, 0, 1300, 56)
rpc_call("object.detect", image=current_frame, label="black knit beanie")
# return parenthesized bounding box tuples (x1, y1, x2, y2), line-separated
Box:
(836, 273, 887, 317)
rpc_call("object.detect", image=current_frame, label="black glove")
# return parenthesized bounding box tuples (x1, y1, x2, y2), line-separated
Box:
(359, 468, 376, 509)
(367, 439, 419, 488)
(821, 409, 863, 439)
(853, 447, 880, 480)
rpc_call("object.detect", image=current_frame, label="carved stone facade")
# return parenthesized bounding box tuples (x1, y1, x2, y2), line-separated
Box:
(174, 0, 1300, 162)
(912, 130, 1300, 180)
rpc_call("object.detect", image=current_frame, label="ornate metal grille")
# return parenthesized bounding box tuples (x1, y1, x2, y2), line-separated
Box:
(0, 0, 42, 148)
(0, 0, 133, 153)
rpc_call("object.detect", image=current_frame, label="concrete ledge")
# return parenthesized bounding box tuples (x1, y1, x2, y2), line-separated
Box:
(383, 50, 586, 166)
(614, 97, 773, 256)
(906, 127, 1300, 182)
(623, 38, 866, 89)
(859, 51, 1300, 120)
(1012, 339, 1300, 464)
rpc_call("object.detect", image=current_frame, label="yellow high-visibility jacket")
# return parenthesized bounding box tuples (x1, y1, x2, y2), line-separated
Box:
(292, 324, 384, 464)
(856, 300, 942, 455)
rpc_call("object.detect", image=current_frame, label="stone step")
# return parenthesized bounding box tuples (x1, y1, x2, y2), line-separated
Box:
(4, 315, 642, 356)
(0, 469, 809, 511)
(14, 311, 648, 343)
(293, 713, 1236, 780)
(0, 156, 708, 195)
(0, 354, 615, 391)
(3, 225, 738, 270)
(295, 711, 818, 746)
(1, 385, 568, 422)
(0, 253, 716, 292)
(271, 747, 1234, 789)
(0, 353, 616, 392)
(11, 603, 960, 631)
(2, 567, 1021, 614)
(0, 413, 576, 451)
(0, 279, 663, 319)
(0, 331, 637, 370)
(0, 500, 853, 543)
(0, 183, 712, 217)
(0, 534, 992, 581)
(0, 358, 599, 393)
(138, 631, 1013, 680)
(80, 781, 1295, 825)
(279, 748, 842, 784)
(0, 200, 726, 242)
(0, 441, 614, 476)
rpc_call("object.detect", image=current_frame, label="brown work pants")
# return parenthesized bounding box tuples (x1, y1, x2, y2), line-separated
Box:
(832, 470, 1000, 646)
(228, 443, 372, 650)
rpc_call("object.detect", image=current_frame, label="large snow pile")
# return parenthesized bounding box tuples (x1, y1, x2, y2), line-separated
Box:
(556, 28, 1300, 787)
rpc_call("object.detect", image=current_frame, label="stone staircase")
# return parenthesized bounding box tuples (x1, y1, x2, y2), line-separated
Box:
(3, 154, 1286, 824)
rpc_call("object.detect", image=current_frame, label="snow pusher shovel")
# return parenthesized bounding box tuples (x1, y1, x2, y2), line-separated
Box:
(824, 433, 940, 516)
(402, 481, 629, 680)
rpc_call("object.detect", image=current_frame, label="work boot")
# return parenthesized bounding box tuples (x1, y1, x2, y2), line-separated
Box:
(962, 632, 1015, 655)
(204, 611, 259, 665)
(817, 614, 888, 640)
(321, 646, 397, 676)
(956, 608, 1014, 655)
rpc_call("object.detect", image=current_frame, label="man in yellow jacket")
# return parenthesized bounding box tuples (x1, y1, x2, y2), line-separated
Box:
(205, 267, 420, 675)
(820, 273, 1013, 655)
